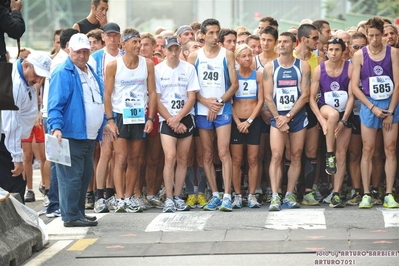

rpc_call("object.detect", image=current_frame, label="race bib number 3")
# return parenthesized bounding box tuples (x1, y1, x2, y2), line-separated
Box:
(325, 91, 348, 112)
(276, 87, 298, 111)
(123, 106, 145, 124)
(369, 75, 393, 100)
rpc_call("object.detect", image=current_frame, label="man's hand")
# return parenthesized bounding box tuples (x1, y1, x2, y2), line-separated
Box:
(52, 129, 62, 144)
(102, 124, 116, 142)
(96, 12, 107, 26)
(143, 121, 153, 134)
(11, 0, 22, 11)
(11, 162, 23, 177)
(207, 110, 217, 122)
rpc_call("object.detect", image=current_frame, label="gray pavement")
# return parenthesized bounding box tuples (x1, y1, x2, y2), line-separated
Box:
(21, 170, 399, 266)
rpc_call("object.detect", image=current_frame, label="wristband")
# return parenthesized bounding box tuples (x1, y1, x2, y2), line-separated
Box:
(339, 119, 347, 126)
(370, 105, 375, 111)
(147, 117, 155, 122)
(106, 117, 114, 121)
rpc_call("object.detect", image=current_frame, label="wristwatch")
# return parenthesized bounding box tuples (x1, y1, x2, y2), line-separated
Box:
(247, 118, 253, 124)
(147, 117, 155, 122)
(286, 113, 292, 120)
(217, 98, 224, 104)
(386, 111, 394, 116)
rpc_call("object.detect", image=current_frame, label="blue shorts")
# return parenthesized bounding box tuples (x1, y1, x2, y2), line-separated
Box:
(260, 119, 271, 134)
(196, 114, 232, 129)
(271, 109, 308, 133)
(359, 96, 399, 129)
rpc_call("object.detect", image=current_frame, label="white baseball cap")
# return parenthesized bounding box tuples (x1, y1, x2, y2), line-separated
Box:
(69, 33, 91, 51)
(26, 52, 51, 78)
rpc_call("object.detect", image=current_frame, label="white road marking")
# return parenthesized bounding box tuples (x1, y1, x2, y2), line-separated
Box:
(24, 240, 73, 266)
(145, 212, 213, 232)
(47, 213, 108, 240)
(378, 208, 399, 227)
(265, 208, 326, 230)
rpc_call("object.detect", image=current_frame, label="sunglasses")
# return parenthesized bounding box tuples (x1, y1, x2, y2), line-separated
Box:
(198, 39, 205, 43)
(307, 35, 319, 41)
(327, 38, 345, 45)
(351, 45, 366, 50)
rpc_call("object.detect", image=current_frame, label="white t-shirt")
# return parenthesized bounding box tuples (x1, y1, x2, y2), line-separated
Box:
(76, 66, 104, 139)
(155, 60, 200, 121)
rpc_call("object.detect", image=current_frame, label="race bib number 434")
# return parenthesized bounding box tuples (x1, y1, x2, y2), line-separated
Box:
(276, 87, 298, 111)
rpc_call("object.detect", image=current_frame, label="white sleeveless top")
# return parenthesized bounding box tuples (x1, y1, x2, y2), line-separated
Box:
(112, 56, 148, 114)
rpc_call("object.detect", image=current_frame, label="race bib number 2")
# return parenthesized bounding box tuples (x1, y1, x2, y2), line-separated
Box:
(369, 75, 393, 100)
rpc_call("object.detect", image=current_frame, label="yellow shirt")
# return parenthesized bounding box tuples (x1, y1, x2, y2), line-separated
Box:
(293, 51, 319, 78)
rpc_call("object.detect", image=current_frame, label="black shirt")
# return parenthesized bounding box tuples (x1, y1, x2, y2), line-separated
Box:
(76, 18, 101, 34)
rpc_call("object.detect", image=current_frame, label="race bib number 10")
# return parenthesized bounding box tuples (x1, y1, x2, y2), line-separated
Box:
(123, 102, 145, 124)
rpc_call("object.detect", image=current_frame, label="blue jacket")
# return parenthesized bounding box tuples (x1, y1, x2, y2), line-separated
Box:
(48, 56, 105, 140)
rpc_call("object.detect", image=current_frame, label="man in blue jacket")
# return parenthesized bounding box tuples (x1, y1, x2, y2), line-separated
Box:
(48, 33, 113, 227)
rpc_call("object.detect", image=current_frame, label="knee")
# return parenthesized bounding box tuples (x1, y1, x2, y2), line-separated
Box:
(385, 143, 397, 157)
(328, 111, 339, 123)
(247, 155, 258, 168)
(290, 149, 303, 164)
(232, 155, 243, 167)
(218, 147, 230, 161)
(271, 152, 283, 164)
(348, 149, 361, 163)
(202, 150, 213, 164)
(362, 145, 374, 157)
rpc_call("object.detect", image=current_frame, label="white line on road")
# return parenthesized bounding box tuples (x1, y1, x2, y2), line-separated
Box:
(145, 212, 213, 232)
(24, 240, 73, 266)
(47, 213, 108, 240)
(378, 208, 399, 227)
(265, 208, 326, 230)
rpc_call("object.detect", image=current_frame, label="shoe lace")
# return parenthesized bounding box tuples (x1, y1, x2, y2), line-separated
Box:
(327, 156, 335, 167)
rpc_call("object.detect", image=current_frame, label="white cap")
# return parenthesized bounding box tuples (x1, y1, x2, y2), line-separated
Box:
(69, 33, 91, 51)
(26, 52, 51, 78)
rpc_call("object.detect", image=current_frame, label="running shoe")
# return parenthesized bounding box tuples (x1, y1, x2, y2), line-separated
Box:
(94, 198, 109, 213)
(329, 194, 344, 208)
(265, 187, 272, 203)
(148, 196, 164, 209)
(346, 191, 362, 206)
(269, 195, 282, 211)
(302, 192, 320, 206)
(39, 183, 46, 196)
(282, 194, 300, 209)
(325, 154, 337, 175)
(323, 191, 333, 204)
(25, 190, 35, 202)
(43, 194, 50, 207)
(46, 209, 61, 218)
(174, 196, 190, 211)
(163, 198, 176, 213)
(125, 197, 143, 213)
(136, 195, 149, 210)
(106, 196, 117, 211)
(359, 194, 373, 209)
(196, 193, 207, 208)
(85, 192, 94, 209)
(248, 194, 261, 208)
(186, 194, 197, 209)
(219, 197, 233, 212)
(383, 194, 399, 208)
(115, 199, 126, 213)
(232, 194, 243, 209)
(312, 186, 323, 202)
(203, 196, 222, 211)
(371, 188, 382, 205)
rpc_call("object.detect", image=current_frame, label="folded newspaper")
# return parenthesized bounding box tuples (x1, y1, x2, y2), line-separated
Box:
(45, 134, 71, 167)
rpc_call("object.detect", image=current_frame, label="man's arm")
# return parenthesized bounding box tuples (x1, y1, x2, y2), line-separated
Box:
(145, 58, 156, 133)
(72, 23, 81, 32)
(386, 48, 399, 122)
(289, 61, 310, 117)
(220, 50, 239, 102)
(0, 0, 25, 40)
(263, 62, 278, 117)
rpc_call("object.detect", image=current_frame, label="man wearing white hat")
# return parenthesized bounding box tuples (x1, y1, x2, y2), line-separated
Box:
(48, 33, 112, 227)
(0, 51, 51, 203)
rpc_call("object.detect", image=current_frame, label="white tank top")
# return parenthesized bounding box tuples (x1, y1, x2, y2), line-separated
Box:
(195, 47, 228, 115)
(112, 56, 148, 114)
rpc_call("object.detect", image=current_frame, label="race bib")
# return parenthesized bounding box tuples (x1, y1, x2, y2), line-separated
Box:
(235, 79, 257, 98)
(169, 99, 185, 116)
(198, 64, 222, 88)
(369, 75, 393, 100)
(325, 91, 348, 112)
(123, 91, 145, 124)
(276, 87, 298, 111)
